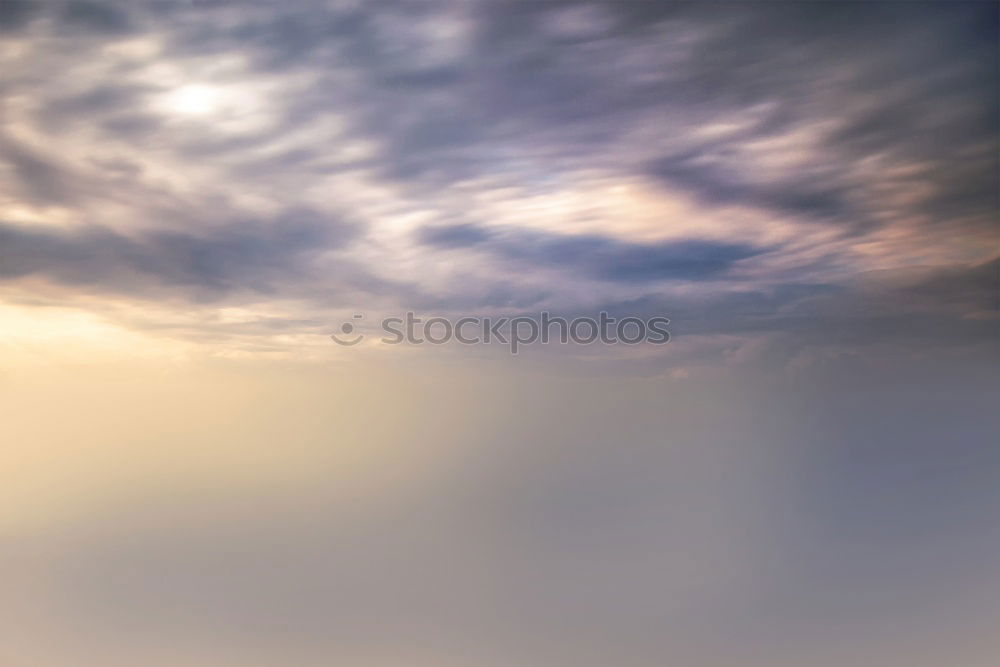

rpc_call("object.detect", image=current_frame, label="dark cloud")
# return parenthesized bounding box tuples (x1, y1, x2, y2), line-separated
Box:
(0, 135, 79, 204)
(647, 154, 858, 226)
(15, 0, 993, 231)
(60, 1, 134, 35)
(0, 0, 994, 352)
(418, 222, 491, 248)
(40, 84, 151, 131)
(0, 0, 39, 31)
(420, 223, 764, 283)
(0, 210, 357, 299)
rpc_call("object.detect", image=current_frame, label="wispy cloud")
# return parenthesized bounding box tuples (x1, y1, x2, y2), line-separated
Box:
(0, 0, 995, 363)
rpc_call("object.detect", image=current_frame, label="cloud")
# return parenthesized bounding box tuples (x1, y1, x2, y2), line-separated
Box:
(60, 1, 134, 35)
(0, 0, 994, 359)
(0, 210, 357, 300)
(646, 153, 858, 226)
(0, 134, 80, 204)
(420, 223, 764, 283)
(0, 0, 38, 32)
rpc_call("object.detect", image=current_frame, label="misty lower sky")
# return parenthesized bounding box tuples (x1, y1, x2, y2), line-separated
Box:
(1, 2, 998, 666)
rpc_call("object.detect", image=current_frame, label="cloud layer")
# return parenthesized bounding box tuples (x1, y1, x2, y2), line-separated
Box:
(0, 0, 997, 365)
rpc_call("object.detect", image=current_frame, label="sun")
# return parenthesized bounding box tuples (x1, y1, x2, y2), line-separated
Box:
(164, 84, 223, 115)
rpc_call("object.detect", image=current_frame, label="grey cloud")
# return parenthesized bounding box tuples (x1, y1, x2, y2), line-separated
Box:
(852, 257, 1000, 317)
(0, 0, 38, 31)
(40, 84, 152, 131)
(60, 1, 134, 35)
(418, 222, 491, 248)
(480, 256, 999, 374)
(0, 0, 994, 350)
(647, 153, 859, 227)
(0, 210, 357, 299)
(420, 224, 764, 283)
(17, 0, 994, 234)
(0, 135, 79, 204)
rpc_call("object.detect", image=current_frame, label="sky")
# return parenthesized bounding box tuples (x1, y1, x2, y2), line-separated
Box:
(1, 1, 999, 666)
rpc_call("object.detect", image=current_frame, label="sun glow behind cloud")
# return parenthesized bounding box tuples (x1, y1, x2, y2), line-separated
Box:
(162, 84, 224, 115)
